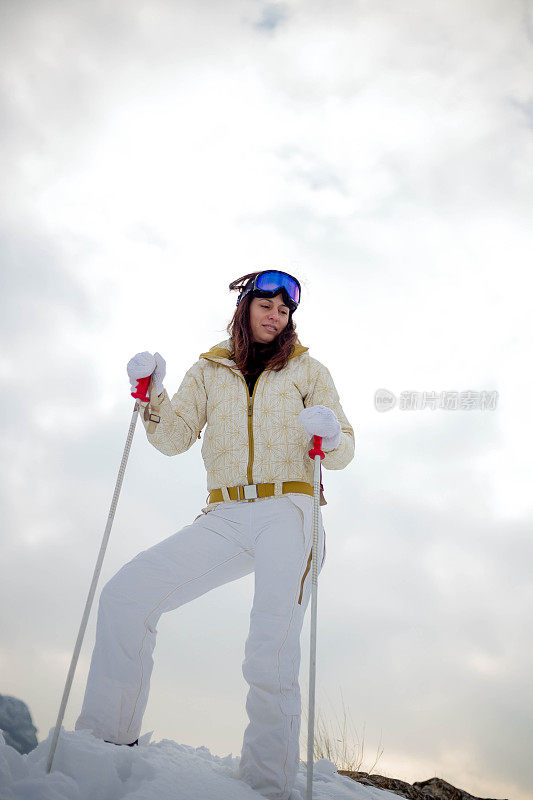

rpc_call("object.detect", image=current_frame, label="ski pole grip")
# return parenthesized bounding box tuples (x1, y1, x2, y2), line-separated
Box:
(131, 375, 152, 402)
(309, 435, 325, 460)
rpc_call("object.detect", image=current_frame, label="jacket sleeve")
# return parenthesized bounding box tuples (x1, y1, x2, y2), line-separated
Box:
(137, 359, 207, 456)
(303, 358, 355, 470)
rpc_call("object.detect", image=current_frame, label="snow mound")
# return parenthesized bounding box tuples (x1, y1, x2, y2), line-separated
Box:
(0, 728, 398, 800)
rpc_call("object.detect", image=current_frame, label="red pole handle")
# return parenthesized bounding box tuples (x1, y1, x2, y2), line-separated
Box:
(309, 434, 325, 460)
(131, 375, 152, 402)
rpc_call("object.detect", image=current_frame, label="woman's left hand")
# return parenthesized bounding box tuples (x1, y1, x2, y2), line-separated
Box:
(299, 405, 341, 451)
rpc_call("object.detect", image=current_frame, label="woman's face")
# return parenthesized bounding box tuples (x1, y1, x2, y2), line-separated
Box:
(249, 293, 290, 343)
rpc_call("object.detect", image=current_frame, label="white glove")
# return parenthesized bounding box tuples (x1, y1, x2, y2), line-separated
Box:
(299, 405, 341, 451)
(127, 351, 166, 396)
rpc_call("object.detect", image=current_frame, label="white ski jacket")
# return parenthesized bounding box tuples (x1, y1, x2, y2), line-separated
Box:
(138, 338, 354, 510)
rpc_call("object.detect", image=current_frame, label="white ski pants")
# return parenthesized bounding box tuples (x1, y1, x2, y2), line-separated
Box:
(75, 494, 325, 800)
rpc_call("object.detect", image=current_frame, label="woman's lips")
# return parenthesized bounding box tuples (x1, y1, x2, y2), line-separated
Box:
(263, 325, 277, 332)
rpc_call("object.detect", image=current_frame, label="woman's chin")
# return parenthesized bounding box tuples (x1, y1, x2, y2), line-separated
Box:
(254, 332, 276, 344)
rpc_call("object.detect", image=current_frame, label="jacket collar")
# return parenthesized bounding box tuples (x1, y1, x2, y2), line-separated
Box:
(199, 338, 308, 367)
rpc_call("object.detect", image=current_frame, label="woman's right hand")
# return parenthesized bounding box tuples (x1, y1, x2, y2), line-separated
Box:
(127, 351, 166, 396)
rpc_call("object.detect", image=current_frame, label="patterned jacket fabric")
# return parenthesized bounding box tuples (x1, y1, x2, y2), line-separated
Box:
(138, 338, 355, 510)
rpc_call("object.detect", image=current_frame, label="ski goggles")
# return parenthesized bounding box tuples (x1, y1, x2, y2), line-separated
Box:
(238, 270, 301, 311)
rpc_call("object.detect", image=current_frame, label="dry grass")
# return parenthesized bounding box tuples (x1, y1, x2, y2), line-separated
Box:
(302, 689, 384, 774)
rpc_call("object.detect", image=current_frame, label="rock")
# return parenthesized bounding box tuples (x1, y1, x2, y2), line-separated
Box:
(413, 777, 506, 800)
(338, 771, 422, 800)
(0, 694, 38, 754)
(337, 771, 507, 800)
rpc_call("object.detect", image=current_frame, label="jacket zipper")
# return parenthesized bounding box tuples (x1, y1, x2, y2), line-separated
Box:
(246, 377, 262, 484)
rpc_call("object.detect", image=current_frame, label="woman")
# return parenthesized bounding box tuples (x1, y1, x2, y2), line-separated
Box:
(75, 269, 355, 800)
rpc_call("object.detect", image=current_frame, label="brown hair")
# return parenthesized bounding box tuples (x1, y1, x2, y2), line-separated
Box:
(227, 272, 298, 374)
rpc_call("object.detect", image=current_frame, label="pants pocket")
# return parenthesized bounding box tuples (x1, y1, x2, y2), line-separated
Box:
(279, 694, 301, 717)
(283, 495, 307, 549)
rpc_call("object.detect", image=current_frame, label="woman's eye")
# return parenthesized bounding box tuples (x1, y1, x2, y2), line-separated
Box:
(261, 303, 287, 315)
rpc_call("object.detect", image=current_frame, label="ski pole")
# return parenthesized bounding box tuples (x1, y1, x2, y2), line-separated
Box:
(45, 375, 152, 774)
(306, 434, 325, 800)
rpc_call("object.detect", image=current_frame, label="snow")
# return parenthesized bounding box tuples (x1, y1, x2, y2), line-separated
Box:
(0, 728, 400, 800)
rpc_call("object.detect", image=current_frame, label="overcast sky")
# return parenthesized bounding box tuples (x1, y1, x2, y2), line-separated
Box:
(1, 1, 532, 799)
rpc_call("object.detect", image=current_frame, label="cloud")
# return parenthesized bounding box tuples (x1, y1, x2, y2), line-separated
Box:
(250, 2, 289, 32)
(0, 2, 532, 798)
(0, 224, 89, 341)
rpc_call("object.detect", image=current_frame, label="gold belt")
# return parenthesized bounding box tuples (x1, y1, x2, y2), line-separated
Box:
(208, 481, 316, 505)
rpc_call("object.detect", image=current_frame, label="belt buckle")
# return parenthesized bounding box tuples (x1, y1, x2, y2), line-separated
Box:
(243, 484, 258, 500)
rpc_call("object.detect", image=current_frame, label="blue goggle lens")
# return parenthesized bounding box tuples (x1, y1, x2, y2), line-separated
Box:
(255, 271, 301, 306)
